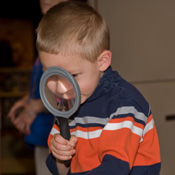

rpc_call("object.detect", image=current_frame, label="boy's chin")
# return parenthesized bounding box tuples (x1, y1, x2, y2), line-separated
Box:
(80, 97, 87, 105)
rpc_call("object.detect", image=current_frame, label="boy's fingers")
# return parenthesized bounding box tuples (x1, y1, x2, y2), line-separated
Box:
(51, 138, 71, 151)
(51, 147, 75, 161)
(69, 135, 78, 147)
(52, 147, 75, 156)
(52, 152, 72, 161)
(54, 134, 69, 145)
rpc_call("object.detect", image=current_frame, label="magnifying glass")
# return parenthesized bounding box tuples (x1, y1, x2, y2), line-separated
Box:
(39, 66, 81, 165)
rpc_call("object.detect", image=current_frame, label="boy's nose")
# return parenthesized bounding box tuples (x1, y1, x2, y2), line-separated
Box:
(56, 79, 75, 99)
(56, 79, 70, 94)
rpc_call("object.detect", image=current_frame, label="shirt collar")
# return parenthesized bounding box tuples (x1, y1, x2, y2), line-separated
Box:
(86, 66, 121, 102)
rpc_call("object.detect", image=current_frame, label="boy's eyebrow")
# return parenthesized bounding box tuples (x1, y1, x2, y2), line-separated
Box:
(65, 67, 79, 74)
(68, 69, 80, 75)
(68, 71, 77, 75)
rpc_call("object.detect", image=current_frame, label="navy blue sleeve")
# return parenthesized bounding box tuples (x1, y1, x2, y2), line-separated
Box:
(85, 154, 130, 175)
(46, 153, 59, 175)
(85, 154, 161, 175)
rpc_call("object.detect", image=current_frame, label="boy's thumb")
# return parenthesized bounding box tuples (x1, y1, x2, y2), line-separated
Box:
(69, 135, 78, 147)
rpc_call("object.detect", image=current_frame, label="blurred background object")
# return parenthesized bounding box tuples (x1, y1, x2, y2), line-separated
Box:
(0, 1, 41, 175)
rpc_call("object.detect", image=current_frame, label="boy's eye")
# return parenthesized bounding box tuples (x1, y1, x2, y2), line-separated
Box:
(72, 73, 81, 79)
(72, 74, 78, 78)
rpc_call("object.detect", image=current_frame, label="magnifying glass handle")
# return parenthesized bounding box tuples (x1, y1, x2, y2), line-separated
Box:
(57, 117, 71, 167)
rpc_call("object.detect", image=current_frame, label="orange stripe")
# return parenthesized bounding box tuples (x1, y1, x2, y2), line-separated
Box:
(48, 123, 59, 152)
(147, 114, 153, 123)
(53, 123, 60, 131)
(71, 137, 101, 173)
(99, 128, 141, 169)
(133, 126, 161, 166)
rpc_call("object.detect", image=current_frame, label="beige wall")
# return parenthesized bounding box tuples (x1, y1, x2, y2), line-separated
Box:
(99, 0, 175, 82)
(98, 1, 175, 174)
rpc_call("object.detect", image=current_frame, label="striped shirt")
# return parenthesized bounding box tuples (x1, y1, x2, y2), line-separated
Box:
(47, 66, 161, 175)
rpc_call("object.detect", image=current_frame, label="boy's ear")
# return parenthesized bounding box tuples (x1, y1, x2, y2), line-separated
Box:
(97, 50, 112, 72)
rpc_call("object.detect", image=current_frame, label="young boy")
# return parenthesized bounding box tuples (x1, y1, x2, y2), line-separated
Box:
(36, 1, 161, 175)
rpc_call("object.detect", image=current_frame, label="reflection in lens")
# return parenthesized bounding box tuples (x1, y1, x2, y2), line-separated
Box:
(44, 74, 76, 112)
(56, 98, 74, 112)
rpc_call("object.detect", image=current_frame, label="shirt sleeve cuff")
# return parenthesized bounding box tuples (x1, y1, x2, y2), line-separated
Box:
(46, 153, 59, 175)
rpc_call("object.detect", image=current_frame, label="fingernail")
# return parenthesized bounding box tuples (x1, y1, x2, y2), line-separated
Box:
(69, 142, 75, 147)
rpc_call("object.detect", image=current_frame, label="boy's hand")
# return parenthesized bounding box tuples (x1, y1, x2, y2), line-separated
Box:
(50, 134, 77, 161)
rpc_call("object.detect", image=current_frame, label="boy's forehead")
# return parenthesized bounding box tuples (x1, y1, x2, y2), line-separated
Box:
(39, 51, 84, 72)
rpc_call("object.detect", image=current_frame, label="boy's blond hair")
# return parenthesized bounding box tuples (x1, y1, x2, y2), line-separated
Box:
(36, 1, 110, 62)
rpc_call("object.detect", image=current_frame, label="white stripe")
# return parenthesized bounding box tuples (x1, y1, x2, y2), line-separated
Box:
(104, 121, 143, 137)
(71, 129, 102, 139)
(69, 107, 147, 128)
(140, 119, 154, 142)
(50, 126, 102, 139)
(110, 106, 148, 123)
(143, 119, 154, 136)
(50, 127, 60, 135)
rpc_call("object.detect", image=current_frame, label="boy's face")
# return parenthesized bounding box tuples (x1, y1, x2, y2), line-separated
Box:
(39, 52, 103, 104)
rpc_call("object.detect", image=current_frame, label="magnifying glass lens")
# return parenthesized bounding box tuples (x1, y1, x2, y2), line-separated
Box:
(45, 75, 76, 112)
